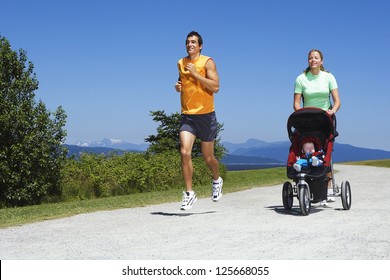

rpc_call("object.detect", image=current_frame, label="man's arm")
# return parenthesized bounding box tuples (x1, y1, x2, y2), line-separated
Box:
(186, 59, 220, 93)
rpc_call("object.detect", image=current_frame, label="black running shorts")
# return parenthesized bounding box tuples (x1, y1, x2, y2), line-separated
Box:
(179, 112, 218, 142)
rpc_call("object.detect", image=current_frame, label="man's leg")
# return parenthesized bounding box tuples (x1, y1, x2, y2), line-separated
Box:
(201, 140, 223, 202)
(201, 140, 219, 180)
(180, 131, 196, 192)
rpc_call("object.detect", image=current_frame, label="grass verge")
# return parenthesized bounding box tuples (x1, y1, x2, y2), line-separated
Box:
(341, 159, 390, 168)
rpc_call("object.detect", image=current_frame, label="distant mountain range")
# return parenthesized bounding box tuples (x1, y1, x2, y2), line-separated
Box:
(72, 138, 148, 151)
(223, 138, 390, 163)
(65, 138, 390, 169)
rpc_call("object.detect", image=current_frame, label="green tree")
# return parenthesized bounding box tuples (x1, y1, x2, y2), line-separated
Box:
(145, 110, 227, 159)
(0, 35, 67, 207)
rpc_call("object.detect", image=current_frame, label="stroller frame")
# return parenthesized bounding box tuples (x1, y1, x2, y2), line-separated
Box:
(282, 108, 351, 215)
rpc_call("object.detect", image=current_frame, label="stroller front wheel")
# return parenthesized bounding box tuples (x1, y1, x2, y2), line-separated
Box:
(299, 186, 311, 216)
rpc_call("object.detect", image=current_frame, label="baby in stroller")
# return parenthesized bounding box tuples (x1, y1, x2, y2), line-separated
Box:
(293, 141, 324, 172)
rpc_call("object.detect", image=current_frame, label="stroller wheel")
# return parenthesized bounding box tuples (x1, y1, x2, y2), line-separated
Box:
(299, 187, 311, 216)
(282, 182, 294, 210)
(341, 181, 352, 210)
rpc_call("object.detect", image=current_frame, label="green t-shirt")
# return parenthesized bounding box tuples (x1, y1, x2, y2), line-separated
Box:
(294, 70, 338, 110)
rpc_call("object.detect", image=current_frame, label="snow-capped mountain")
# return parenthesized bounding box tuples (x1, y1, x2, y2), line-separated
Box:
(72, 138, 148, 151)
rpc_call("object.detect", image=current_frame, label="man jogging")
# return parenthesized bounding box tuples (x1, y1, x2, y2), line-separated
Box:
(175, 31, 223, 210)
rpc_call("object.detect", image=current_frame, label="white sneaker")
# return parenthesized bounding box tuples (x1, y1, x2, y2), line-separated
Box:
(320, 200, 328, 206)
(180, 191, 197, 210)
(212, 177, 223, 202)
(293, 163, 301, 172)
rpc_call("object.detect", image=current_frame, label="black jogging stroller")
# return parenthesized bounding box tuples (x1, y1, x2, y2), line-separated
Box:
(282, 108, 351, 215)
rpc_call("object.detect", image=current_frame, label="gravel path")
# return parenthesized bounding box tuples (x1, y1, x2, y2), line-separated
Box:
(1, 164, 389, 260)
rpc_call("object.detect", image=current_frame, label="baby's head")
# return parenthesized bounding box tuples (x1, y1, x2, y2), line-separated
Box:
(302, 142, 315, 154)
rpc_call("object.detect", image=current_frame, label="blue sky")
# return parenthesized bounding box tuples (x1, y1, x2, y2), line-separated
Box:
(1, 0, 390, 151)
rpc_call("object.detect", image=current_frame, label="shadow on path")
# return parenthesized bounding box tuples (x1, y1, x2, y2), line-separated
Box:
(266, 205, 327, 216)
(150, 211, 217, 217)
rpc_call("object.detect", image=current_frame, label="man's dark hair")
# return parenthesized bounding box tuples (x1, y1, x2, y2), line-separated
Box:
(186, 31, 203, 46)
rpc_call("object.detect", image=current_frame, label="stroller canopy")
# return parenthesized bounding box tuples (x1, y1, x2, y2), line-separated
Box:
(287, 107, 335, 143)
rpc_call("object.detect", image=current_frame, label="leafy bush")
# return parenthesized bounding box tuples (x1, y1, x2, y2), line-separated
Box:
(60, 151, 227, 201)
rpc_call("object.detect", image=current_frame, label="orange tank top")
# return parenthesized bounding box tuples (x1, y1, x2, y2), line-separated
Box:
(177, 55, 214, 114)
